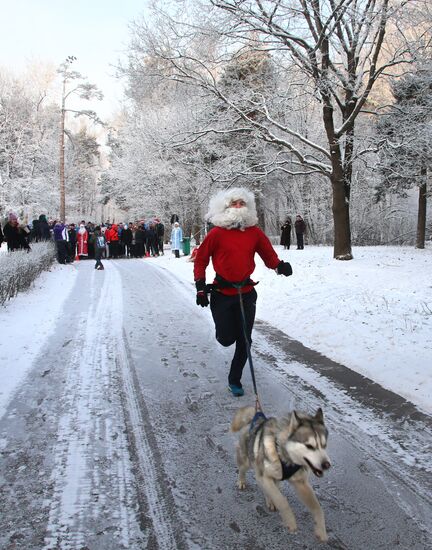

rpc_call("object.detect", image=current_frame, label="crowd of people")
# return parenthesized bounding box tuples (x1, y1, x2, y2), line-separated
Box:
(0, 213, 174, 265)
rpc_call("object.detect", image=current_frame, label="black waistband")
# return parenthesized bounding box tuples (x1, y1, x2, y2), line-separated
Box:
(214, 273, 258, 289)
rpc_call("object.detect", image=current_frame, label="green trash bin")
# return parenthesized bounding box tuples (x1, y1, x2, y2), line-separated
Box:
(182, 237, 191, 256)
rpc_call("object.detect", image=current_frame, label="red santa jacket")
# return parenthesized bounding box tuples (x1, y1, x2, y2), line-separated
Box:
(194, 226, 280, 295)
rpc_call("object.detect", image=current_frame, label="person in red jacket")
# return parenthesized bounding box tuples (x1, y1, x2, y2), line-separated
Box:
(106, 223, 120, 259)
(194, 188, 292, 396)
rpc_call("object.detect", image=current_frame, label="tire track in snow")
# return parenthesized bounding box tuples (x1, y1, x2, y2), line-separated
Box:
(43, 264, 144, 549)
(117, 322, 187, 549)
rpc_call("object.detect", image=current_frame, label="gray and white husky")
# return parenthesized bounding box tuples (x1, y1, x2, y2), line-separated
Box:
(231, 406, 331, 542)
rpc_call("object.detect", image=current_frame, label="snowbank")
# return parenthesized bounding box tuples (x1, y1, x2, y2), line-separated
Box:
(0, 264, 77, 417)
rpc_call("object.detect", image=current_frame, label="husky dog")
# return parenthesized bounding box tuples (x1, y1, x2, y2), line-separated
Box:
(231, 406, 331, 542)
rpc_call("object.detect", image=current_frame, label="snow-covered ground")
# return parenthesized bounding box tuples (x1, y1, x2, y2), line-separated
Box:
(154, 244, 432, 414)
(0, 244, 430, 415)
(0, 262, 77, 417)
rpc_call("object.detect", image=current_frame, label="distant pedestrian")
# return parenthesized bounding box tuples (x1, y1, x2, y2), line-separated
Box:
(280, 217, 292, 250)
(93, 226, 106, 270)
(77, 223, 88, 257)
(53, 221, 69, 264)
(67, 223, 77, 261)
(106, 223, 120, 259)
(170, 222, 183, 258)
(155, 218, 165, 255)
(3, 213, 31, 252)
(121, 224, 133, 257)
(38, 214, 51, 241)
(135, 224, 145, 257)
(295, 215, 306, 250)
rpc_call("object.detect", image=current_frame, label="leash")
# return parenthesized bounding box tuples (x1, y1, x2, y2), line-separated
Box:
(209, 274, 263, 413)
(232, 282, 263, 414)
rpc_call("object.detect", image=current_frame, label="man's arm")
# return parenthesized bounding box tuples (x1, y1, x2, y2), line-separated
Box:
(256, 228, 292, 277)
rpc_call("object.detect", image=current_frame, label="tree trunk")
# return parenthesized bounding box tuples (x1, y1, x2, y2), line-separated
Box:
(415, 169, 427, 249)
(192, 222, 201, 245)
(331, 172, 353, 260)
(59, 80, 66, 222)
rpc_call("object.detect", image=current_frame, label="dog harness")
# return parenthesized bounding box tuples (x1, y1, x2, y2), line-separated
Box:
(249, 412, 303, 481)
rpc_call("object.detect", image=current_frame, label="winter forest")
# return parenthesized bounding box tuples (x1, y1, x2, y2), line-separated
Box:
(1, 0, 431, 259)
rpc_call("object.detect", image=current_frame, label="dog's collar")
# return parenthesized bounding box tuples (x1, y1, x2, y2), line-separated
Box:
(249, 412, 303, 480)
(249, 410, 267, 432)
(280, 461, 302, 480)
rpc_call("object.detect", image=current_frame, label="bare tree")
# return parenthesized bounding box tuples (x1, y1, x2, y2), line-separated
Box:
(376, 66, 432, 248)
(58, 56, 103, 221)
(135, 0, 413, 258)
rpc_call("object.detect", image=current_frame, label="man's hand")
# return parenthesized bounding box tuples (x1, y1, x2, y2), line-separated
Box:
(196, 291, 209, 307)
(276, 260, 293, 277)
(195, 279, 209, 307)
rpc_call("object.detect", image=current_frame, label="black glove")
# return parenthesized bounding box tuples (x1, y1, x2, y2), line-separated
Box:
(276, 260, 293, 277)
(195, 279, 209, 307)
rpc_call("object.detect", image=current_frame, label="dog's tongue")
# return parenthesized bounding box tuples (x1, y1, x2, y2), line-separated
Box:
(305, 458, 323, 477)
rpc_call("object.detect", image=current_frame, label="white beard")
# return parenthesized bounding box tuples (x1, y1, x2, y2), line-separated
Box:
(210, 206, 257, 230)
(78, 227, 86, 235)
(206, 187, 258, 230)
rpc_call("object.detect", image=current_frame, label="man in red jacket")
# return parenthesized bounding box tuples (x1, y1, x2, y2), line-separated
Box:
(194, 188, 292, 396)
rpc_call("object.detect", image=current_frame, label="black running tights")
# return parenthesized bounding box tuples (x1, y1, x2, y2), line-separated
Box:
(210, 289, 257, 386)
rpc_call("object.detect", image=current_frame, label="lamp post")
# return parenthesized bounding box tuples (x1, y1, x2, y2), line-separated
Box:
(59, 55, 76, 222)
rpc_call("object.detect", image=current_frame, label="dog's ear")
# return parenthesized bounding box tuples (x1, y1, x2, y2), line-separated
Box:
(279, 411, 299, 436)
(289, 411, 301, 431)
(314, 407, 324, 423)
(293, 410, 301, 424)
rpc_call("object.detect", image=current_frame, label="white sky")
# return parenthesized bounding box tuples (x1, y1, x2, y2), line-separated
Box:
(0, 0, 148, 118)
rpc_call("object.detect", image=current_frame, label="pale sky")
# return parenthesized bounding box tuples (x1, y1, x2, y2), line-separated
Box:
(0, 0, 148, 118)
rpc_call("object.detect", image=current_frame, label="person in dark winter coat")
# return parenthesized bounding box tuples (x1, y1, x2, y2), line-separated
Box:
(31, 219, 40, 242)
(134, 224, 145, 257)
(68, 223, 77, 261)
(121, 224, 133, 256)
(38, 214, 51, 241)
(155, 219, 165, 255)
(194, 188, 292, 397)
(294, 214, 306, 250)
(3, 213, 31, 252)
(280, 217, 292, 249)
(53, 222, 69, 264)
(92, 226, 106, 270)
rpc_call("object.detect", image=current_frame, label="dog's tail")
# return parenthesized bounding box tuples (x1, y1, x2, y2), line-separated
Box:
(231, 406, 255, 432)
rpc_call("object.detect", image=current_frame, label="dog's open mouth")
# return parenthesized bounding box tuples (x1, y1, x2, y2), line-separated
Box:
(304, 458, 323, 477)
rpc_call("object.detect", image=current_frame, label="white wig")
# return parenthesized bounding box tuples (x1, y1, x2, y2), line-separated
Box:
(206, 187, 258, 230)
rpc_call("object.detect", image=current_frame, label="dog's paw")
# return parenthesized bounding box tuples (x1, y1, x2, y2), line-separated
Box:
(265, 498, 276, 512)
(237, 479, 246, 490)
(315, 528, 328, 542)
(283, 517, 297, 533)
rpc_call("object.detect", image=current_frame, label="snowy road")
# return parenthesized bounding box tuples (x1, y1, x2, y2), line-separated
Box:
(0, 258, 430, 549)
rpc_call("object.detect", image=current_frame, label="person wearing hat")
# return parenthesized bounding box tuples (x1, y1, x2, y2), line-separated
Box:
(3, 213, 31, 252)
(170, 221, 183, 258)
(294, 214, 306, 250)
(155, 218, 165, 255)
(193, 187, 292, 397)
